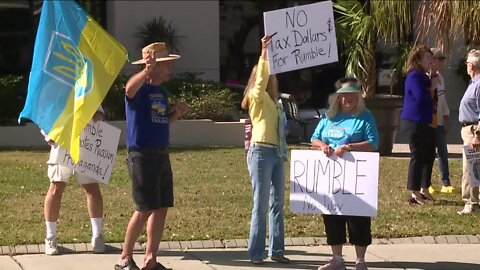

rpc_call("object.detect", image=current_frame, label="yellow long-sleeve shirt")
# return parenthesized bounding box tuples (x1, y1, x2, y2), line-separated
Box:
(246, 57, 279, 145)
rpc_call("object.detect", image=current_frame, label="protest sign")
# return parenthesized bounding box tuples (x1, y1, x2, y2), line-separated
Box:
(263, 1, 338, 74)
(290, 150, 379, 217)
(49, 121, 121, 184)
(463, 145, 480, 187)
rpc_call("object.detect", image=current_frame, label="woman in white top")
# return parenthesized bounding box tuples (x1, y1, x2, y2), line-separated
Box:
(429, 48, 454, 194)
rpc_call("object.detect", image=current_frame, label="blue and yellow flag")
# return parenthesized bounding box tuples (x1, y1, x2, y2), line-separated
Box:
(19, 0, 127, 162)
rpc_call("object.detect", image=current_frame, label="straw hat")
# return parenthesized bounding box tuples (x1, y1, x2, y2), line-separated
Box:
(132, 42, 180, 65)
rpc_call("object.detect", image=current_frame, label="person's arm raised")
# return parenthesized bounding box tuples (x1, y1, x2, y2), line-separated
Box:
(125, 51, 156, 99)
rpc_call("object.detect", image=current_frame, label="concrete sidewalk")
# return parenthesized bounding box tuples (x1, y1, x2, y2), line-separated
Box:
(2, 234, 480, 270)
(392, 144, 463, 156)
(1, 243, 479, 270)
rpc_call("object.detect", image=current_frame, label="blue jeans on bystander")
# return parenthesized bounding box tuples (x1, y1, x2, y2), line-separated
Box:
(435, 125, 451, 186)
(246, 144, 285, 260)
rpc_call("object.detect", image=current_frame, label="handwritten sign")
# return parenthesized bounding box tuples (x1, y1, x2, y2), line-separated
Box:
(463, 145, 480, 187)
(290, 150, 379, 217)
(49, 121, 121, 184)
(263, 1, 338, 74)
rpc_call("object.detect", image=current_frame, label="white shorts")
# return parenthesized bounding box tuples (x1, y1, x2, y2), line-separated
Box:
(47, 164, 98, 185)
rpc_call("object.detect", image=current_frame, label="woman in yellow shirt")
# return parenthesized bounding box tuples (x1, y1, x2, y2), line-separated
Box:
(241, 35, 289, 265)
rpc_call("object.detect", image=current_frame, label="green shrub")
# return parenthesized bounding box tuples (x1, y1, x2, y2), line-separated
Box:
(102, 72, 242, 121)
(0, 75, 27, 125)
(164, 72, 242, 121)
(102, 74, 128, 120)
(0, 72, 243, 124)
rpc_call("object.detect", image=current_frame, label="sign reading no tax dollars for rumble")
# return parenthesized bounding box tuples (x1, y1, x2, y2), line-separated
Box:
(263, 1, 338, 74)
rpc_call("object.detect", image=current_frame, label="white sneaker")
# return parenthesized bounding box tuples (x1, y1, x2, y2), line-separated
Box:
(457, 204, 478, 215)
(45, 237, 58, 255)
(91, 234, 105, 253)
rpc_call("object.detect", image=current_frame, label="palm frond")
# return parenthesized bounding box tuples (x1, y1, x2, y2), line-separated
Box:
(134, 17, 183, 53)
(372, 0, 413, 46)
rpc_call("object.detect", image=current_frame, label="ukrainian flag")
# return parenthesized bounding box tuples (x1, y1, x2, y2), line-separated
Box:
(19, 0, 127, 162)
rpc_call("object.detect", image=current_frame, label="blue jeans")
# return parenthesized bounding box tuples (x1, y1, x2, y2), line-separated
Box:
(246, 144, 285, 259)
(435, 125, 451, 186)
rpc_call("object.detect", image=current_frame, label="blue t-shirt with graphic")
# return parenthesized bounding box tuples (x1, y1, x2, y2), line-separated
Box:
(125, 84, 169, 148)
(310, 111, 379, 149)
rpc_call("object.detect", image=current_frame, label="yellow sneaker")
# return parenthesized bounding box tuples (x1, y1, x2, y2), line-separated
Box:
(428, 186, 436, 194)
(440, 186, 455, 193)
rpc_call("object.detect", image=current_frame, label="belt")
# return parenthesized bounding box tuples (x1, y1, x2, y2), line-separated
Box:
(251, 142, 277, 148)
(462, 122, 477, 127)
(128, 147, 168, 154)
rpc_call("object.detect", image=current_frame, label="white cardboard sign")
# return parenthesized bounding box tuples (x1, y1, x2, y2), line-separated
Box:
(290, 150, 379, 217)
(263, 1, 338, 74)
(463, 145, 480, 187)
(49, 121, 121, 184)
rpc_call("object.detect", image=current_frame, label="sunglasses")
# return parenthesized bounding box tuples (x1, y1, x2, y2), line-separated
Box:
(435, 56, 446, 60)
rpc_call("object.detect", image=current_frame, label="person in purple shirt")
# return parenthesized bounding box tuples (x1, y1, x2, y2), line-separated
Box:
(400, 45, 439, 205)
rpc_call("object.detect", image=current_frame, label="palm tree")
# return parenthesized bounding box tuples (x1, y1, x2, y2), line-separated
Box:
(335, 0, 480, 97)
(334, 0, 413, 98)
(417, 1, 480, 52)
(334, 0, 480, 155)
(134, 16, 183, 54)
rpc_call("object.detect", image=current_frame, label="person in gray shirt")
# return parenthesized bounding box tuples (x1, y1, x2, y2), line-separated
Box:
(457, 49, 480, 215)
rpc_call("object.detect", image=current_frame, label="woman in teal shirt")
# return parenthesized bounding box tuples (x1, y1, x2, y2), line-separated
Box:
(311, 78, 378, 270)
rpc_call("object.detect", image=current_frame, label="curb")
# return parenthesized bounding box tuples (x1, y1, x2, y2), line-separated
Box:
(2, 235, 480, 256)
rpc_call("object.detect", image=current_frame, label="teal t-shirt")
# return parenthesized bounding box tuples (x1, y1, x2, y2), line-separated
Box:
(310, 111, 379, 149)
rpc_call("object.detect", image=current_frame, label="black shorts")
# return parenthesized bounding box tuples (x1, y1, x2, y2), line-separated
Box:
(323, 215, 372, 246)
(126, 148, 174, 211)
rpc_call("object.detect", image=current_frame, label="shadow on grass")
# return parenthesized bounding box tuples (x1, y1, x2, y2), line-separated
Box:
(433, 199, 465, 207)
(0, 146, 49, 152)
(387, 152, 462, 159)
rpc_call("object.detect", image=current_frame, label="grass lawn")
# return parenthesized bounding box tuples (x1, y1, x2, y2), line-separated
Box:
(0, 146, 478, 246)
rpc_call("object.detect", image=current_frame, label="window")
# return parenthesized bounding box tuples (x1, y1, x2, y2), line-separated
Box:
(0, 0, 105, 75)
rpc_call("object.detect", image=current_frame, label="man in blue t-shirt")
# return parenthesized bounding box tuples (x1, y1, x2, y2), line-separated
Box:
(115, 42, 187, 270)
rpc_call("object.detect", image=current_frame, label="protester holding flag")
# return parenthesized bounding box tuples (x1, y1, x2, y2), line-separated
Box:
(241, 35, 290, 265)
(115, 42, 187, 270)
(17, 0, 126, 256)
(42, 107, 105, 255)
(311, 78, 378, 270)
(18, 0, 127, 163)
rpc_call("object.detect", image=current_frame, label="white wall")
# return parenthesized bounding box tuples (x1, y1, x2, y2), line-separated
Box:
(106, 1, 220, 81)
(0, 120, 245, 148)
(443, 37, 469, 112)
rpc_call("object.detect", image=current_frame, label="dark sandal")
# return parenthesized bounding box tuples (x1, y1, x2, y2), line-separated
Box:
(114, 259, 140, 270)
